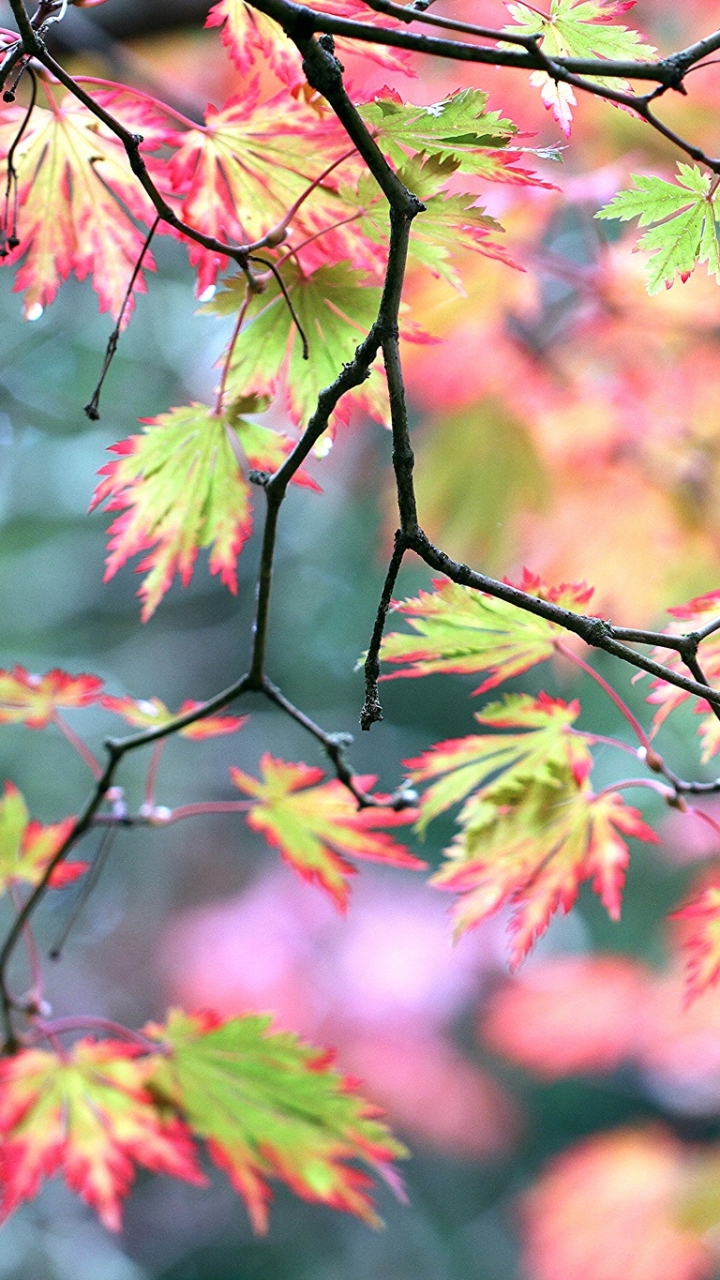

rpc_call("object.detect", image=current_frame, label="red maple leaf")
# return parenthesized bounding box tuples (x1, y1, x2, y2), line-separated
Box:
(0, 1039, 204, 1230)
(230, 755, 423, 910)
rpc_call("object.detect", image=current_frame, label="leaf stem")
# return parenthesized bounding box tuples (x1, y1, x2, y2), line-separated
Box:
(53, 713, 103, 779)
(554, 640, 651, 750)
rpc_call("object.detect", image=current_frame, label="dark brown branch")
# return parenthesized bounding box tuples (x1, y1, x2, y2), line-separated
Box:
(362, 531, 407, 730)
(405, 529, 720, 710)
(247, 0, 720, 85)
(261, 677, 412, 808)
(358, 0, 542, 48)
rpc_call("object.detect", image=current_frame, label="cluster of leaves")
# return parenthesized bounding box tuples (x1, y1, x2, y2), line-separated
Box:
(4, 0, 720, 1260)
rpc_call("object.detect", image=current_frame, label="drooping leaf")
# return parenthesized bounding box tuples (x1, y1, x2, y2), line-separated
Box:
(101, 696, 247, 740)
(405, 693, 590, 831)
(359, 89, 540, 181)
(0, 667, 103, 728)
(146, 1009, 407, 1233)
(644, 589, 720, 762)
(166, 89, 350, 294)
(230, 755, 423, 909)
(503, 0, 655, 135)
(432, 767, 657, 961)
(378, 571, 594, 693)
(207, 263, 386, 429)
(91, 403, 313, 620)
(0, 1038, 204, 1230)
(206, 0, 413, 87)
(0, 83, 172, 318)
(597, 166, 720, 294)
(0, 782, 82, 894)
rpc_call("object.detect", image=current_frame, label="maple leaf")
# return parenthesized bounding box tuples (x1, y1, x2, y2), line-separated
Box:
(0, 666, 103, 728)
(0, 84, 172, 319)
(230, 755, 423, 910)
(102, 696, 247, 740)
(359, 89, 533, 181)
(431, 768, 658, 962)
(597, 166, 720, 294)
(207, 263, 387, 430)
(378, 571, 594, 692)
(0, 1038, 204, 1230)
(206, 0, 412, 87)
(166, 89, 350, 295)
(405, 693, 591, 831)
(146, 1009, 407, 1233)
(672, 885, 720, 1003)
(352, 156, 515, 291)
(503, 0, 655, 135)
(644, 590, 720, 762)
(0, 782, 82, 894)
(91, 402, 315, 620)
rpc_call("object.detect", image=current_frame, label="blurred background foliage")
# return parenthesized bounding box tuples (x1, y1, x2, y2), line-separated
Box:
(4, 0, 720, 1277)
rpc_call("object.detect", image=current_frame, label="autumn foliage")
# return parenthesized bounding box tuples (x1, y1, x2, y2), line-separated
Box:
(6, 0, 720, 1273)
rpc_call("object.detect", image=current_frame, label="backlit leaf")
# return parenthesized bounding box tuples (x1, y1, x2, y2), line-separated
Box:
(432, 767, 657, 962)
(207, 263, 386, 429)
(359, 89, 536, 180)
(352, 157, 514, 291)
(0, 1039, 203, 1230)
(0, 782, 82, 894)
(146, 1008, 407, 1233)
(166, 89, 349, 295)
(405, 693, 590, 831)
(0, 84, 172, 318)
(597, 166, 720, 294)
(91, 403, 313, 620)
(230, 755, 423, 909)
(101, 696, 247, 740)
(0, 667, 103, 728)
(206, 0, 413, 86)
(378, 571, 594, 692)
(504, 0, 655, 135)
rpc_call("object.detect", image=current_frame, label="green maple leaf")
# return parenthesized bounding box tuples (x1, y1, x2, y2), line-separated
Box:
(432, 768, 658, 961)
(147, 1009, 407, 1233)
(405, 693, 591, 831)
(206, 262, 386, 429)
(359, 89, 528, 178)
(596, 165, 720, 293)
(377, 571, 594, 692)
(503, 1, 655, 134)
(231, 755, 423, 909)
(91, 402, 314, 619)
(352, 157, 511, 290)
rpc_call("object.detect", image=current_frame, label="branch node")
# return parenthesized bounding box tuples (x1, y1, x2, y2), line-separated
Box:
(584, 617, 613, 647)
(360, 696, 384, 731)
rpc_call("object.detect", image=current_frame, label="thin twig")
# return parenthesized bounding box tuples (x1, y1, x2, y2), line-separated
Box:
(85, 214, 161, 421)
